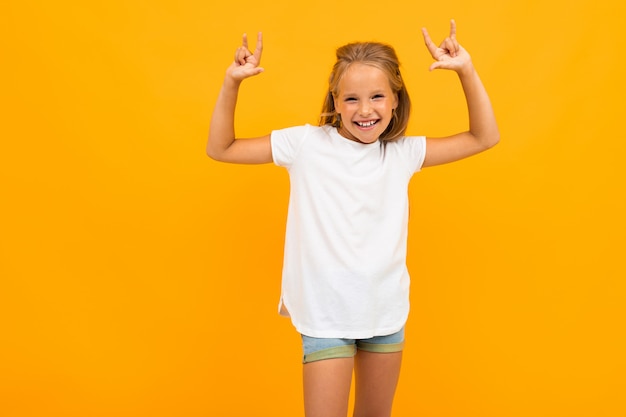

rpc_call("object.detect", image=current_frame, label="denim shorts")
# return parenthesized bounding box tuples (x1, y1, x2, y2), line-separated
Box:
(301, 327, 405, 364)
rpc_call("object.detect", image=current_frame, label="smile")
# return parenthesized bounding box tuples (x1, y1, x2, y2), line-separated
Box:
(355, 120, 378, 127)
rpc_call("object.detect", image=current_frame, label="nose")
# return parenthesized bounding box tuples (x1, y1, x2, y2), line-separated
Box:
(359, 101, 372, 116)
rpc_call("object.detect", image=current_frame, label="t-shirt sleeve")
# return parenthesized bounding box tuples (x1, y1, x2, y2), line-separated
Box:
(271, 124, 312, 168)
(401, 136, 427, 174)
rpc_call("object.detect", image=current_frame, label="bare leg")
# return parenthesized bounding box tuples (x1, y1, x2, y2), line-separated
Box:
(303, 357, 354, 417)
(352, 351, 403, 417)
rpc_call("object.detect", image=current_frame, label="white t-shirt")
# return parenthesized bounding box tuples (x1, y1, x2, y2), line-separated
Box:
(271, 124, 426, 338)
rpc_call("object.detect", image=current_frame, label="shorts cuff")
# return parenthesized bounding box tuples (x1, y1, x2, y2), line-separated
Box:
(303, 345, 356, 364)
(357, 340, 405, 354)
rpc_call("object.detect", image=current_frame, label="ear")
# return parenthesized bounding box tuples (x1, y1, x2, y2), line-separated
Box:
(393, 92, 399, 110)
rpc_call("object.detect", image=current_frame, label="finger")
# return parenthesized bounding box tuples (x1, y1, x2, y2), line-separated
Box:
(451, 40, 460, 58)
(449, 19, 459, 57)
(235, 47, 248, 65)
(441, 37, 459, 58)
(429, 60, 451, 72)
(254, 31, 263, 62)
(449, 19, 457, 39)
(255, 31, 263, 53)
(251, 66, 264, 76)
(235, 33, 250, 65)
(421, 27, 438, 56)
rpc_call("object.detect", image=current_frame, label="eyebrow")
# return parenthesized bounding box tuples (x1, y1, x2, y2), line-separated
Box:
(339, 90, 387, 97)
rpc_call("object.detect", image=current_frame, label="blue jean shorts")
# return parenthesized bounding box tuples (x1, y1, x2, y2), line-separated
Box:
(301, 327, 405, 364)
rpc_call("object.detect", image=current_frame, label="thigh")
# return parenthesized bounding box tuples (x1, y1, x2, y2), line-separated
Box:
(353, 350, 403, 417)
(353, 327, 405, 417)
(303, 357, 354, 417)
(301, 334, 356, 417)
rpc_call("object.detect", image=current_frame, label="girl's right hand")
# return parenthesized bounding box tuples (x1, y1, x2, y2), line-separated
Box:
(227, 32, 264, 82)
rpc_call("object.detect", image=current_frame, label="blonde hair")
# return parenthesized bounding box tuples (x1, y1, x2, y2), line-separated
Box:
(319, 42, 411, 142)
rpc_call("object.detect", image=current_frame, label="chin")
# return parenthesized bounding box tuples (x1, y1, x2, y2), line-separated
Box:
(358, 136, 379, 144)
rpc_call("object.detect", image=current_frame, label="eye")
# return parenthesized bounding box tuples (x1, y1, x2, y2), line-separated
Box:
(372, 94, 385, 100)
(344, 97, 357, 102)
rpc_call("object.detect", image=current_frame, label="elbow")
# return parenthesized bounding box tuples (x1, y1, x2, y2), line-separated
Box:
(206, 136, 226, 162)
(206, 131, 221, 161)
(490, 122, 501, 147)
(206, 145, 216, 160)
(487, 132, 500, 149)
(470, 130, 500, 153)
(206, 147, 224, 162)
(206, 133, 235, 162)
(481, 127, 500, 150)
(206, 143, 223, 162)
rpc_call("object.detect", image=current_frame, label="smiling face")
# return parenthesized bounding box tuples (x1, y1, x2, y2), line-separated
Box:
(333, 63, 398, 144)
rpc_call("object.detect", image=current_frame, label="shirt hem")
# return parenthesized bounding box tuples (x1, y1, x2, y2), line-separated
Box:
(292, 318, 408, 340)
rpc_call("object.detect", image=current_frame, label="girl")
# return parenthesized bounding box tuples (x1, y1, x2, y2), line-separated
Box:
(207, 20, 499, 417)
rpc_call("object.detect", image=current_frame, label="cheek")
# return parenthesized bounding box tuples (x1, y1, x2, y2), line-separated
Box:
(333, 98, 342, 114)
(378, 102, 395, 116)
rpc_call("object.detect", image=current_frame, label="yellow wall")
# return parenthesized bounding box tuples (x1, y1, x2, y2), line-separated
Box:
(2, 1, 625, 416)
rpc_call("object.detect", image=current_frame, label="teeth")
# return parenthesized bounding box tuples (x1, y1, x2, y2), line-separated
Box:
(357, 120, 376, 127)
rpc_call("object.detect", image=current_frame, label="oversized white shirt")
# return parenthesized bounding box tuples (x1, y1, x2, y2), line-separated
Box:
(271, 124, 426, 338)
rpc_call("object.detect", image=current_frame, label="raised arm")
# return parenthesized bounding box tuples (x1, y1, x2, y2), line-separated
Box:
(421, 20, 500, 168)
(207, 32, 273, 164)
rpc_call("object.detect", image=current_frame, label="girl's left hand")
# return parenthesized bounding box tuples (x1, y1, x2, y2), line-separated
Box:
(422, 19, 472, 73)
(227, 32, 264, 82)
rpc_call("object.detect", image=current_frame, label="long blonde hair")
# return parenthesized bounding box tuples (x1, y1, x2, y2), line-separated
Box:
(319, 42, 411, 142)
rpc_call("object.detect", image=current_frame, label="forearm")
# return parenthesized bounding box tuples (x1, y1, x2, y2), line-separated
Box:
(457, 64, 500, 149)
(206, 77, 241, 160)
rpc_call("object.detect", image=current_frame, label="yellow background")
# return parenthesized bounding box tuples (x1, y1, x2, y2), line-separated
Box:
(2, 1, 625, 416)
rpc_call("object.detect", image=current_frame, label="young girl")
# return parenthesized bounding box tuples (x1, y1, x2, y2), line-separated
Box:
(207, 20, 499, 417)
